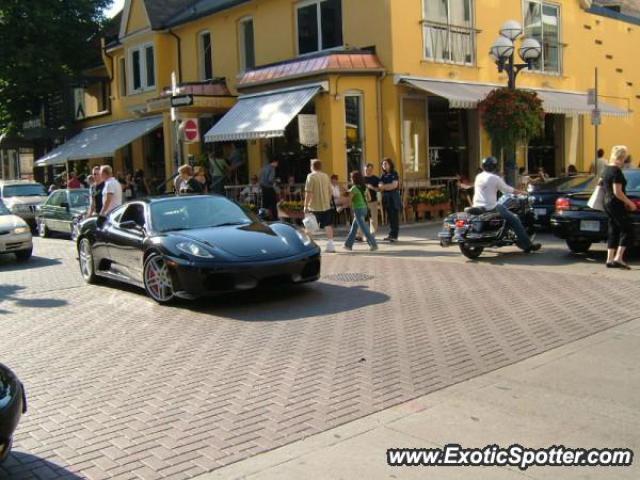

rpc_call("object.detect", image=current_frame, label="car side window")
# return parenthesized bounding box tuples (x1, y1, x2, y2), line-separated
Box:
(108, 205, 126, 225)
(120, 204, 146, 228)
(48, 192, 63, 207)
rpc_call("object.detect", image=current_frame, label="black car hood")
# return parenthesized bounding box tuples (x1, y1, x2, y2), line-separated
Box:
(169, 222, 296, 258)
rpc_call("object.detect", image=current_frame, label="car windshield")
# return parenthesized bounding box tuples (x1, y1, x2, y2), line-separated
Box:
(150, 196, 255, 232)
(534, 176, 595, 192)
(2, 184, 47, 197)
(69, 190, 90, 208)
(624, 170, 640, 193)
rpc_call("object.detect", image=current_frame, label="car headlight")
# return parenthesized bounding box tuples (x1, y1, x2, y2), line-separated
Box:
(176, 241, 214, 258)
(13, 226, 30, 235)
(296, 230, 312, 246)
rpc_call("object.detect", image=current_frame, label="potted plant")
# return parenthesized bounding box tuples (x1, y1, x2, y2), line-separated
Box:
(277, 200, 305, 219)
(408, 190, 449, 219)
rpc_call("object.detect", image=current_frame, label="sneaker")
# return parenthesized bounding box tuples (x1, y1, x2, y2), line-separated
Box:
(388, 237, 398, 243)
(369, 245, 379, 252)
(325, 240, 336, 253)
(343, 244, 353, 251)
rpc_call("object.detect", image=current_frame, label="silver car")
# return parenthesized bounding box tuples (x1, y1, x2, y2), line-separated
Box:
(0, 180, 48, 227)
(0, 200, 33, 261)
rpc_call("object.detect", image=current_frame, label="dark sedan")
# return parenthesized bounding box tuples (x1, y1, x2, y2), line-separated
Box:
(0, 363, 26, 463)
(75, 195, 321, 304)
(527, 175, 596, 228)
(36, 189, 90, 238)
(550, 169, 640, 253)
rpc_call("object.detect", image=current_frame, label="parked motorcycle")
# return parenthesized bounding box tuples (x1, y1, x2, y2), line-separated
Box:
(438, 194, 536, 259)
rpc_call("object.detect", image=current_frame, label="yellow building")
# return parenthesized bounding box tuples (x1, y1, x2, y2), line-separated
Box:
(36, 0, 640, 189)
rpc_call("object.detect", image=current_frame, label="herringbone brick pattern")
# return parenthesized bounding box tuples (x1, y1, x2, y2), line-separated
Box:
(1, 238, 638, 479)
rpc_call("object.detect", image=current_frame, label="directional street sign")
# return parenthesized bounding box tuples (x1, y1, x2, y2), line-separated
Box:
(171, 94, 194, 108)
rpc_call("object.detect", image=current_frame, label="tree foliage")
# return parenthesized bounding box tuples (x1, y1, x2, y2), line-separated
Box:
(0, 0, 112, 132)
(478, 88, 545, 151)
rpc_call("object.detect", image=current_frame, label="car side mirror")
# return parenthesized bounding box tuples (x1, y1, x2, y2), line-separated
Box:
(120, 220, 142, 231)
(257, 208, 271, 222)
(60, 202, 70, 211)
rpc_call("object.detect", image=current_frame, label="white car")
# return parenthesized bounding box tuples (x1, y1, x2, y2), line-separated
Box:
(0, 180, 48, 228)
(0, 201, 33, 261)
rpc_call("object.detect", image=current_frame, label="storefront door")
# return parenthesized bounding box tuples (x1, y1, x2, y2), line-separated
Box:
(527, 114, 564, 177)
(401, 97, 429, 181)
(427, 97, 470, 179)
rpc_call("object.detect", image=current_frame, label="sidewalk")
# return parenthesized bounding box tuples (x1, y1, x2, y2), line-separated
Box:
(197, 319, 640, 480)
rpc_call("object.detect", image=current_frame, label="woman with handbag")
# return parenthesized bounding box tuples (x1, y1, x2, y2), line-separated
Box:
(601, 145, 637, 269)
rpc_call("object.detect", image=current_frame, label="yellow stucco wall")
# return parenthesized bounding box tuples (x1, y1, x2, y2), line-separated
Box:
(80, 0, 640, 182)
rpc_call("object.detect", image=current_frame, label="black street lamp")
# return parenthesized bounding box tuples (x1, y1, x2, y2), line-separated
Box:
(490, 20, 542, 186)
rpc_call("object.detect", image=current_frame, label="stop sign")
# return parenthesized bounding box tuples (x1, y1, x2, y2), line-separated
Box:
(182, 119, 200, 143)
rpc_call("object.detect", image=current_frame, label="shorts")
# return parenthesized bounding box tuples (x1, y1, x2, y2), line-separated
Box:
(312, 209, 334, 228)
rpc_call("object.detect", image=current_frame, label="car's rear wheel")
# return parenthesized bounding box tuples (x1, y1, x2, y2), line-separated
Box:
(78, 238, 99, 284)
(460, 243, 484, 259)
(143, 254, 175, 304)
(38, 219, 49, 238)
(15, 248, 32, 262)
(567, 240, 592, 254)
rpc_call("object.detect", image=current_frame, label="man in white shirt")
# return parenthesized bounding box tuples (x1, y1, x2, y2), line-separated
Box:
(99, 165, 123, 216)
(473, 157, 541, 253)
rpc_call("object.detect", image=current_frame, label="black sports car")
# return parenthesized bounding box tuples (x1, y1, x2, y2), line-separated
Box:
(527, 175, 596, 228)
(550, 169, 640, 253)
(0, 363, 26, 463)
(75, 195, 321, 303)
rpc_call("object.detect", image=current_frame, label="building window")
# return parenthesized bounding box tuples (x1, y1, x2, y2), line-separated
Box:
(296, 0, 343, 55)
(118, 57, 126, 97)
(199, 31, 213, 80)
(239, 17, 255, 71)
(524, 0, 561, 73)
(128, 43, 155, 93)
(423, 0, 475, 65)
(345, 93, 364, 175)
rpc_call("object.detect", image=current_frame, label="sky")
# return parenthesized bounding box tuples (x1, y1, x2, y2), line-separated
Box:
(105, 0, 125, 18)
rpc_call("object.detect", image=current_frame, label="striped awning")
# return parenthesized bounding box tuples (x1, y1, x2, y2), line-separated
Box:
(204, 84, 323, 142)
(398, 77, 630, 117)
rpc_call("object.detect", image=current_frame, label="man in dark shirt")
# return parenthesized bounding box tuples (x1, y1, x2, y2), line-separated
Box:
(88, 166, 104, 216)
(260, 159, 279, 220)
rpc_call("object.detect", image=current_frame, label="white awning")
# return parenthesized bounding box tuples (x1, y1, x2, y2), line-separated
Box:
(35, 116, 163, 167)
(204, 84, 324, 142)
(398, 77, 630, 117)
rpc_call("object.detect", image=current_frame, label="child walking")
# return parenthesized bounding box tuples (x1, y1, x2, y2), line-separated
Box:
(344, 171, 378, 252)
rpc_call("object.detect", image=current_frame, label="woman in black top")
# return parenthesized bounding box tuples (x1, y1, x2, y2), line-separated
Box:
(378, 158, 401, 242)
(601, 145, 637, 269)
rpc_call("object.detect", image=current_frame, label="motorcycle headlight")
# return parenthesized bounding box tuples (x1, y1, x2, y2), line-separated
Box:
(176, 242, 214, 258)
(296, 230, 312, 246)
(13, 226, 30, 235)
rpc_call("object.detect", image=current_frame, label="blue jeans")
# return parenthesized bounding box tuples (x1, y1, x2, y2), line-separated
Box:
(346, 207, 378, 248)
(496, 204, 532, 251)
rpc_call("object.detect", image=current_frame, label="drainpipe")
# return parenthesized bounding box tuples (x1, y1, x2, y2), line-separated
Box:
(101, 38, 114, 113)
(168, 29, 183, 83)
(377, 71, 386, 168)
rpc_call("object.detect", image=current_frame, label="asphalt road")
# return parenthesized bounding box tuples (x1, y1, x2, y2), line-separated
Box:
(1, 226, 639, 479)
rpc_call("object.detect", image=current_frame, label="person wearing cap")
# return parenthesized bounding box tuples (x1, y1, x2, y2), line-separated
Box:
(473, 157, 541, 253)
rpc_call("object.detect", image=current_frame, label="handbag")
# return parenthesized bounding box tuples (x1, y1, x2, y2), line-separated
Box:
(587, 183, 605, 211)
(303, 213, 320, 234)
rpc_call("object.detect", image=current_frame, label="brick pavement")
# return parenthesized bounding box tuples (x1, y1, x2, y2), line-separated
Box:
(1, 238, 639, 479)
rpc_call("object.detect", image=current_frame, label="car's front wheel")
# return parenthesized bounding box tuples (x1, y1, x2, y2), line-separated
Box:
(567, 240, 592, 254)
(143, 254, 175, 305)
(15, 248, 32, 262)
(78, 238, 99, 284)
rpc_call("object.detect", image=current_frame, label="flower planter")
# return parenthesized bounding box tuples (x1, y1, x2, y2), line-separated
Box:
(411, 202, 450, 220)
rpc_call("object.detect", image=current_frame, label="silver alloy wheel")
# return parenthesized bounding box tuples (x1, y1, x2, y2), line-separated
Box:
(79, 238, 94, 280)
(144, 256, 174, 303)
(38, 219, 48, 237)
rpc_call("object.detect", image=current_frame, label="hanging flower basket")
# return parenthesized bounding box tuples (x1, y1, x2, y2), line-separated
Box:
(478, 88, 545, 151)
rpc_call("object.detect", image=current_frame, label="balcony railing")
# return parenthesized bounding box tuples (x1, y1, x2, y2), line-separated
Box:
(423, 20, 477, 65)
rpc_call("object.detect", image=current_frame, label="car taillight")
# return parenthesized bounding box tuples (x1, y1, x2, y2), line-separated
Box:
(455, 219, 467, 228)
(555, 197, 571, 212)
(632, 199, 640, 210)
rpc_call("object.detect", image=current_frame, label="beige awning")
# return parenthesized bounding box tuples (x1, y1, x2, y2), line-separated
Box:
(398, 77, 630, 117)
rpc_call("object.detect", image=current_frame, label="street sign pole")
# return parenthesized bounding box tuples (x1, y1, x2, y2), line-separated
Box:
(594, 68, 599, 176)
(171, 72, 182, 176)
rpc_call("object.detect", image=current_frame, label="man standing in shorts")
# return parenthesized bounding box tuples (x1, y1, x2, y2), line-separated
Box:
(304, 159, 335, 253)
